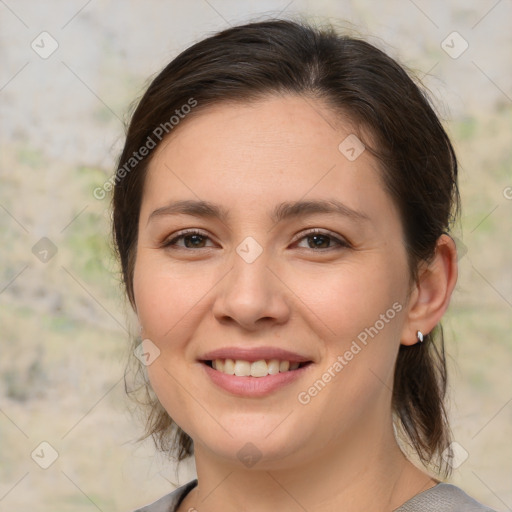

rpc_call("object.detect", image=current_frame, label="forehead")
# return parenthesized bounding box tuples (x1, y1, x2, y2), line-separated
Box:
(152, 95, 356, 164)
(142, 95, 397, 225)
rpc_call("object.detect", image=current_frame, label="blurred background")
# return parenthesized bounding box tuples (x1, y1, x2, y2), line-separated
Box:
(0, 1, 511, 511)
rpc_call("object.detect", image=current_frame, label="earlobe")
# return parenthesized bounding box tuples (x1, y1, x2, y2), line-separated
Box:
(401, 234, 458, 346)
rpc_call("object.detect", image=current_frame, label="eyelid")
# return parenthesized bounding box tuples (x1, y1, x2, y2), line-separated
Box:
(162, 228, 214, 247)
(162, 227, 350, 250)
(290, 228, 351, 248)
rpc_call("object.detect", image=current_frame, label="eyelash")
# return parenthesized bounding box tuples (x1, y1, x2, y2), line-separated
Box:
(162, 228, 350, 251)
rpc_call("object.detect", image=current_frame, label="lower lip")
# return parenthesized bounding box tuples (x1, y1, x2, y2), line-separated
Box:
(201, 363, 311, 397)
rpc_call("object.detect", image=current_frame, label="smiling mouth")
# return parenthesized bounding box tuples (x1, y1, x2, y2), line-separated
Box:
(203, 359, 312, 377)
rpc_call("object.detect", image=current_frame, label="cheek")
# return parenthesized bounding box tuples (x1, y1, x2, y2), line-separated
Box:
(288, 259, 406, 345)
(293, 288, 404, 434)
(133, 255, 214, 438)
(289, 261, 406, 405)
(133, 253, 207, 339)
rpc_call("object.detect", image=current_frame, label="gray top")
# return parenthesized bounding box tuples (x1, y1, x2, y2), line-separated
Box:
(133, 480, 496, 512)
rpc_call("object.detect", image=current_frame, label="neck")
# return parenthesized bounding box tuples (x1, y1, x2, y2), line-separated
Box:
(180, 416, 437, 512)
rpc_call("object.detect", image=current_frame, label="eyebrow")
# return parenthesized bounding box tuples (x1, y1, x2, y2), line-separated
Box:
(147, 198, 370, 226)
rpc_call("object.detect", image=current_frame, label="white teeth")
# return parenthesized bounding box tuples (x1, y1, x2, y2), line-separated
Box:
(234, 360, 251, 377)
(267, 359, 280, 375)
(223, 359, 235, 375)
(250, 360, 268, 377)
(211, 358, 306, 377)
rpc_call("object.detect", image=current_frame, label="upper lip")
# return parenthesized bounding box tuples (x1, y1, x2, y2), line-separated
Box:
(200, 346, 313, 363)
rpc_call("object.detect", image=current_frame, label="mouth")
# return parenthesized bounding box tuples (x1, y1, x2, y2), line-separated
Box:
(202, 358, 313, 377)
(198, 347, 314, 397)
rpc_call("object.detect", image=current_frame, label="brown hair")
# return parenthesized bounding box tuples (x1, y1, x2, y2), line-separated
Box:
(113, 18, 459, 474)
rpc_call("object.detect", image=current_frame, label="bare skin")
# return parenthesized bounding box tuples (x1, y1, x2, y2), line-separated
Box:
(133, 95, 458, 512)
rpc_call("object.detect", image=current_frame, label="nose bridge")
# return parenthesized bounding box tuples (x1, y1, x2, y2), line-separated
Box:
(213, 236, 289, 328)
(232, 240, 271, 288)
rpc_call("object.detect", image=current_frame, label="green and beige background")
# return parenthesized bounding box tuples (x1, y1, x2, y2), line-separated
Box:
(1, 0, 511, 510)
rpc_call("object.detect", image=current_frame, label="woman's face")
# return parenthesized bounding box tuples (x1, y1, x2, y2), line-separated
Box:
(133, 95, 414, 468)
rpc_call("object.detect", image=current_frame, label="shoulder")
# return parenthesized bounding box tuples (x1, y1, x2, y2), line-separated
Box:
(395, 482, 497, 512)
(132, 479, 198, 512)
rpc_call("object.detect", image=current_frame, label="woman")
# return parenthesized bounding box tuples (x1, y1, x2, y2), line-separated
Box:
(112, 19, 496, 512)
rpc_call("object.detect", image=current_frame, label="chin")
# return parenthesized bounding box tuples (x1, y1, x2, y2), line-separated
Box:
(193, 422, 311, 470)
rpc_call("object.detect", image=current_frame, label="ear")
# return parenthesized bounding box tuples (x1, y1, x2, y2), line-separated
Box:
(401, 234, 458, 346)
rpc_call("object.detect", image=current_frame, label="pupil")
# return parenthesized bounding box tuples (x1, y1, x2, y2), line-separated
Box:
(185, 235, 205, 248)
(309, 235, 329, 249)
(183, 234, 330, 249)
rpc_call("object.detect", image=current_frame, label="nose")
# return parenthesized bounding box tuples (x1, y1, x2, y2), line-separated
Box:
(212, 249, 291, 331)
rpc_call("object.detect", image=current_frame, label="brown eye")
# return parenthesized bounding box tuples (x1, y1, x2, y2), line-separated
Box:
(163, 230, 214, 249)
(181, 234, 207, 248)
(306, 234, 331, 249)
(295, 229, 350, 251)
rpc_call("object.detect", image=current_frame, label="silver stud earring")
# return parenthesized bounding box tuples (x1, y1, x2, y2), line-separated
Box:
(417, 330, 424, 343)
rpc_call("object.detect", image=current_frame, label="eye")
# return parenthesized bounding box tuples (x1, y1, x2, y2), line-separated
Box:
(293, 229, 350, 250)
(162, 229, 215, 249)
(162, 228, 350, 251)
